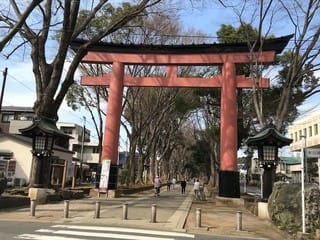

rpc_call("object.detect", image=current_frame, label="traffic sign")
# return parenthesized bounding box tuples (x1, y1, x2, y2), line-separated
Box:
(305, 148, 320, 158)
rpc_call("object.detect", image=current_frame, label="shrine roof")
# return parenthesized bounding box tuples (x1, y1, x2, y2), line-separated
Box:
(71, 34, 293, 54)
(246, 124, 293, 147)
(19, 117, 70, 139)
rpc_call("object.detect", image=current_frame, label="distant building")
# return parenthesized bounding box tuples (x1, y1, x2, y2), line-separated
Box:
(0, 106, 34, 134)
(0, 106, 100, 186)
(0, 133, 74, 186)
(288, 109, 320, 151)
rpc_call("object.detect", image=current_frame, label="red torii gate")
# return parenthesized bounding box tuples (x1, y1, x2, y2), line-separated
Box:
(72, 35, 291, 198)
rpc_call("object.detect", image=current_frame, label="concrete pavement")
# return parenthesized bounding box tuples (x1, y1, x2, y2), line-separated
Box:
(0, 184, 291, 239)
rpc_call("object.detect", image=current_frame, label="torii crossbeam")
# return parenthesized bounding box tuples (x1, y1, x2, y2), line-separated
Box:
(72, 35, 291, 198)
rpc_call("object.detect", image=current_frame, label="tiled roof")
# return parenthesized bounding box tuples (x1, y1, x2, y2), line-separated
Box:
(71, 35, 293, 55)
(279, 156, 301, 165)
(247, 125, 293, 147)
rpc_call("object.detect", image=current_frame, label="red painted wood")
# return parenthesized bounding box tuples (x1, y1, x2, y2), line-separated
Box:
(81, 75, 269, 88)
(101, 62, 124, 164)
(220, 61, 237, 171)
(82, 51, 276, 65)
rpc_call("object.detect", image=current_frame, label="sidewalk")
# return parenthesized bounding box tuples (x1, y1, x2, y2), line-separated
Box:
(0, 185, 291, 239)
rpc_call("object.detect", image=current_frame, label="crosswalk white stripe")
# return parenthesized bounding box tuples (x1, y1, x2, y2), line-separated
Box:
(32, 229, 175, 240)
(15, 234, 85, 240)
(51, 224, 195, 238)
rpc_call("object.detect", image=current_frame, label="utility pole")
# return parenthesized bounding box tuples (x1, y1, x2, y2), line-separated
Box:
(79, 116, 86, 184)
(0, 67, 8, 111)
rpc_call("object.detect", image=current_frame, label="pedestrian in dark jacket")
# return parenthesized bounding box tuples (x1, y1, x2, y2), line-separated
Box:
(180, 178, 187, 194)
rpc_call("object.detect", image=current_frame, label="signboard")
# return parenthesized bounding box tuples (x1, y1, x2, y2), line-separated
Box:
(305, 148, 320, 158)
(99, 159, 111, 193)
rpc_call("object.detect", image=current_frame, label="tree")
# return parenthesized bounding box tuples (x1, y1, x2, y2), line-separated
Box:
(0, 0, 43, 53)
(0, 0, 162, 187)
(66, 10, 206, 185)
(216, 0, 320, 132)
(0, 0, 162, 121)
(274, 0, 320, 130)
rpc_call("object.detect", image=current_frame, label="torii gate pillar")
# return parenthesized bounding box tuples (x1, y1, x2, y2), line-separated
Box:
(219, 61, 239, 197)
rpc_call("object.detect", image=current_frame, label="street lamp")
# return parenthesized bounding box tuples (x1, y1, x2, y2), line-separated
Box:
(33, 133, 54, 157)
(247, 124, 292, 201)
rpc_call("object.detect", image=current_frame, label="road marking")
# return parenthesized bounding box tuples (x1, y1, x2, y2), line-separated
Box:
(16, 234, 84, 240)
(52, 224, 195, 238)
(19, 231, 175, 240)
(37, 229, 176, 240)
(16, 225, 195, 240)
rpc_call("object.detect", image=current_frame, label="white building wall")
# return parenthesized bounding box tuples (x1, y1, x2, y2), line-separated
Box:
(0, 135, 74, 184)
(0, 138, 32, 182)
(289, 109, 320, 151)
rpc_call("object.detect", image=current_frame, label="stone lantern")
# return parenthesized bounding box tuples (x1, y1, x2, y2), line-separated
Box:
(246, 124, 292, 200)
(20, 117, 68, 188)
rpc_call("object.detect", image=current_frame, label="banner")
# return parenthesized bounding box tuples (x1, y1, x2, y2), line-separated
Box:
(99, 159, 111, 193)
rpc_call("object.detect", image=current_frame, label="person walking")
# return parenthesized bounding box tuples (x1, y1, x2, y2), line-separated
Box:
(193, 179, 200, 200)
(166, 179, 171, 191)
(180, 178, 187, 194)
(172, 177, 176, 189)
(154, 176, 162, 196)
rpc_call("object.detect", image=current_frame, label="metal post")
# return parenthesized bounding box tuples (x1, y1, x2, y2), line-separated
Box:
(0, 67, 8, 111)
(79, 117, 86, 184)
(196, 208, 201, 228)
(260, 169, 263, 199)
(122, 203, 128, 220)
(95, 201, 100, 218)
(151, 204, 157, 223)
(318, 158, 320, 190)
(244, 173, 247, 193)
(301, 136, 306, 233)
(30, 200, 36, 217)
(236, 211, 242, 231)
(64, 200, 69, 218)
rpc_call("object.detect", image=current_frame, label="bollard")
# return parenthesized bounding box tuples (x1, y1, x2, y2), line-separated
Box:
(94, 201, 101, 218)
(151, 204, 157, 223)
(236, 211, 242, 231)
(30, 200, 36, 217)
(64, 200, 70, 218)
(196, 208, 201, 228)
(122, 203, 128, 220)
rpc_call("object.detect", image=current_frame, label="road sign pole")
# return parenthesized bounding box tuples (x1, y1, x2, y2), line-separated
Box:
(318, 158, 320, 190)
(301, 137, 306, 234)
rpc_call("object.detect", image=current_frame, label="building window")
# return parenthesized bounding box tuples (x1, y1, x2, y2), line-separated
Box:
(309, 126, 312, 137)
(315, 124, 318, 135)
(303, 128, 307, 137)
(92, 147, 100, 154)
(60, 127, 73, 135)
(72, 144, 80, 153)
(299, 130, 302, 139)
(1, 113, 15, 123)
(295, 132, 298, 142)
